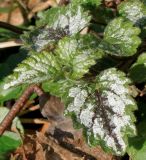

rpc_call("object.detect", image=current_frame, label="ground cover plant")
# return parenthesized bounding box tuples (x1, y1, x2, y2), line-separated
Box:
(0, 0, 146, 159)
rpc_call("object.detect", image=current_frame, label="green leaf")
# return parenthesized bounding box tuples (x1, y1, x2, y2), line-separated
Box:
(90, 55, 119, 74)
(129, 98, 146, 160)
(0, 107, 23, 159)
(4, 34, 102, 89)
(55, 34, 102, 79)
(42, 79, 74, 101)
(98, 18, 141, 57)
(127, 120, 146, 160)
(0, 131, 22, 158)
(37, 4, 91, 35)
(91, 6, 115, 25)
(71, 0, 102, 6)
(0, 51, 27, 80)
(0, 7, 11, 13)
(3, 51, 61, 89)
(118, 0, 146, 27)
(65, 68, 137, 155)
(129, 52, 146, 83)
(128, 136, 146, 160)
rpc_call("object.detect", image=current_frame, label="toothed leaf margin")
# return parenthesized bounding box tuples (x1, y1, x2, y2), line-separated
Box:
(65, 68, 137, 155)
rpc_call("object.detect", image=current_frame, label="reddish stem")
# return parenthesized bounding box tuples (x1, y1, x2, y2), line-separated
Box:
(0, 84, 44, 135)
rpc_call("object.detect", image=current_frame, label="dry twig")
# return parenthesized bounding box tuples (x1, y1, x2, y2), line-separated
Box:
(19, 105, 40, 116)
(0, 84, 44, 135)
(0, 39, 23, 48)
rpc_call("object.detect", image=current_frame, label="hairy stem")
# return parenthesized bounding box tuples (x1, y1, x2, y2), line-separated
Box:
(0, 84, 44, 135)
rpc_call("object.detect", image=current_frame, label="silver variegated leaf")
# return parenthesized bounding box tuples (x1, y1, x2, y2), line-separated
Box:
(65, 68, 137, 155)
(55, 34, 102, 79)
(118, 0, 146, 27)
(37, 4, 91, 35)
(21, 27, 67, 52)
(22, 4, 91, 52)
(98, 18, 141, 57)
(3, 52, 61, 89)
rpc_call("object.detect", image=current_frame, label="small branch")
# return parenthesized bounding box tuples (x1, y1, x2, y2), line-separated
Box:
(19, 105, 40, 116)
(0, 39, 23, 48)
(7, 0, 14, 23)
(0, 21, 28, 34)
(20, 118, 48, 124)
(0, 84, 44, 136)
(15, 0, 29, 24)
